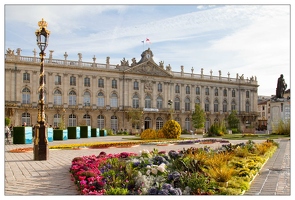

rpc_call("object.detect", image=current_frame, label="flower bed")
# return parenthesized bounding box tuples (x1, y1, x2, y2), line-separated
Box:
(9, 147, 33, 153)
(69, 140, 278, 195)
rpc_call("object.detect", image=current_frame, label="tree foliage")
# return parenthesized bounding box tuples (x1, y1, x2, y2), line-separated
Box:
(227, 110, 240, 129)
(127, 108, 143, 127)
(191, 104, 206, 129)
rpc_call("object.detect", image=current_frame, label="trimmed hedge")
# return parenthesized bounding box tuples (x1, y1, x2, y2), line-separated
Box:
(91, 128, 100, 137)
(53, 129, 68, 140)
(99, 129, 107, 137)
(80, 126, 91, 138)
(67, 127, 80, 139)
(13, 126, 32, 144)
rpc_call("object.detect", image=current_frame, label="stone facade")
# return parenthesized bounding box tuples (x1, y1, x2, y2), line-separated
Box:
(5, 48, 259, 133)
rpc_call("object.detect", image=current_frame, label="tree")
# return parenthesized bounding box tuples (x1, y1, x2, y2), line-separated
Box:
(127, 108, 143, 129)
(5, 117, 11, 126)
(227, 110, 240, 129)
(191, 104, 206, 130)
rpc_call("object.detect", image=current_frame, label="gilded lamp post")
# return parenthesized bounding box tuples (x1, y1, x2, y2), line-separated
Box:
(34, 18, 50, 160)
(168, 99, 173, 119)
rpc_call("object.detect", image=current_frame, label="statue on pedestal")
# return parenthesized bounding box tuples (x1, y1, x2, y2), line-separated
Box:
(276, 74, 287, 98)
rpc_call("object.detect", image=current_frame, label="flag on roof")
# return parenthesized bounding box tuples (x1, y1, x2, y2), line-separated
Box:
(146, 38, 151, 43)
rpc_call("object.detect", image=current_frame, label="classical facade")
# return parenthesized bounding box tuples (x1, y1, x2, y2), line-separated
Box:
(5, 47, 259, 133)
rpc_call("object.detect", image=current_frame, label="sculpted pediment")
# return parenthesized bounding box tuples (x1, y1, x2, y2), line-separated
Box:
(124, 61, 173, 77)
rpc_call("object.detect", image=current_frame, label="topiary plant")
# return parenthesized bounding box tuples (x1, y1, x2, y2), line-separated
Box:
(140, 129, 157, 139)
(162, 120, 181, 139)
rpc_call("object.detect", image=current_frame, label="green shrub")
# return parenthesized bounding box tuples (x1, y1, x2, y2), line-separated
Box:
(162, 120, 181, 139)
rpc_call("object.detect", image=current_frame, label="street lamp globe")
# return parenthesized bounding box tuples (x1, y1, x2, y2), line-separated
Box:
(35, 18, 50, 52)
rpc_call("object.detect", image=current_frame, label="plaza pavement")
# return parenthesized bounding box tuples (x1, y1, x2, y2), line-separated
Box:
(3, 135, 291, 196)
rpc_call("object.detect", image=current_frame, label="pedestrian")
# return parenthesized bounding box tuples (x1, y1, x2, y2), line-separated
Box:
(5, 125, 11, 141)
(22, 122, 27, 126)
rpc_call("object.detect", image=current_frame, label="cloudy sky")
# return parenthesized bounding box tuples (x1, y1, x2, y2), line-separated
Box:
(3, 2, 291, 96)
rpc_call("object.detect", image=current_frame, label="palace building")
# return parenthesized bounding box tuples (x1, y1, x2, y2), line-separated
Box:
(5, 47, 259, 133)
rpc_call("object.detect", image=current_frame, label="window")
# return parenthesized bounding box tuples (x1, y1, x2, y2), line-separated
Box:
(223, 89, 227, 97)
(175, 85, 180, 93)
(69, 114, 77, 127)
(110, 93, 118, 107)
(185, 97, 190, 111)
(22, 87, 30, 104)
(205, 99, 210, 112)
(53, 114, 61, 128)
(70, 76, 76, 86)
(186, 85, 190, 94)
(215, 88, 218, 96)
(68, 90, 77, 105)
(232, 89, 236, 97)
(112, 79, 117, 89)
(231, 100, 236, 111)
(246, 101, 250, 113)
(158, 83, 162, 92)
(23, 72, 30, 82)
(175, 117, 181, 125)
(156, 96, 163, 109)
(97, 115, 105, 129)
(205, 87, 209, 95)
(222, 100, 228, 112)
(54, 89, 62, 105)
(134, 81, 139, 90)
(156, 117, 164, 130)
(145, 95, 152, 108)
(22, 112, 31, 126)
(84, 91, 91, 106)
(111, 116, 118, 132)
(55, 75, 61, 85)
(185, 117, 190, 131)
(97, 92, 105, 107)
(83, 114, 91, 126)
(84, 77, 90, 87)
(196, 86, 200, 95)
(98, 78, 104, 88)
(174, 97, 180, 111)
(132, 94, 139, 108)
(214, 99, 219, 112)
(246, 91, 250, 98)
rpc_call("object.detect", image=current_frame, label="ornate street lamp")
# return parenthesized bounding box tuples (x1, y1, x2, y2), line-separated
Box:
(34, 18, 50, 160)
(168, 100, 173, 119)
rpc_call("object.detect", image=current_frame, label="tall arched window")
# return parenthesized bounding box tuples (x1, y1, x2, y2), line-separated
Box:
(231, 100, 236, 111)
(22, 112, 31, 126)
(156, 117, 164, 130)
(110, 93, 118, 107)
(84, 91, 91, 106)
(185, 117, 190, 131)
(111, 116, 118, 131)
(53, 89, 62, 105)
(22, 87, 31, 104)
(145, 95, 152, 108)
(69, 114, 77, 127)
(97, 115, 105, 129)
(214, 99, 219, 112)
(174, 97, 180, 111)
(53, 113, 61, 128)
(97, 92, 104, 107)
(132, 94, 139, 108)
(156, 96, 163, 109)
(185, 97, 190, 111)
(246, 101, 250, 113)
(195, 98, 200, 105)
(83, 114, 91, 126)
(69, 90, 77, 105)
(205, 98, 210, 112)
(223, 99, 228, 112)
(175, 85, 180, 93)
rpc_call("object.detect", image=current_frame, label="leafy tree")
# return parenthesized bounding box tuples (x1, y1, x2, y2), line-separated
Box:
(227, 110, 240, 129)
(5, 117, 11, 126)
(191, 104, 206, 130)
(127, 108, 143, 128)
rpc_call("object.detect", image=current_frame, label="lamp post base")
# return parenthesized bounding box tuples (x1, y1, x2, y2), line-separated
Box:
(33, 124, 49, 160)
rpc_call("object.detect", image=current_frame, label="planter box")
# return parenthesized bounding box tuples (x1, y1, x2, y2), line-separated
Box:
(99, 129, 107, 137)
(13, 126, 33, 144)
(47, 127, 54, 142)
(80, 126, 91, 138)
(91, 128, 100, 137)
(67, 127, 80, 139)
(53, 129, 68, 140)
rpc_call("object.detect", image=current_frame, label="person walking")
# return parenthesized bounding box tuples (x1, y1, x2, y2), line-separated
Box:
(5, 125, 11, 144)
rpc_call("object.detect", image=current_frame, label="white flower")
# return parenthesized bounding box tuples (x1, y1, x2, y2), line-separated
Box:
(146, 169, 151, 175)
(151, 168, 158, 175)
(157, 163, 166, 173)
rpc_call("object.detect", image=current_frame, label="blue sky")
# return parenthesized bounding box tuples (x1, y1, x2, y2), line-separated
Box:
(3, 2, 292, 96)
